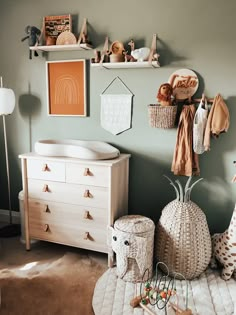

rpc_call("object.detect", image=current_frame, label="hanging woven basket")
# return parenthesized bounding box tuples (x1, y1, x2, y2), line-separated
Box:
(155, 176, 212, 280)
(148, 104, 177, 129)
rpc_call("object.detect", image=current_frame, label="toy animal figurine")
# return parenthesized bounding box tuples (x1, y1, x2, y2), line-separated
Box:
(21, 25, 41, 59)
(211, 204, 236, 280)
(157, 83, 173, 106)
(131, 47, 150, 62)
(124, 39, 136, 62)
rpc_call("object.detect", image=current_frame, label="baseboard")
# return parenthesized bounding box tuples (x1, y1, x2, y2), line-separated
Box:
(0, 209, 21, 224)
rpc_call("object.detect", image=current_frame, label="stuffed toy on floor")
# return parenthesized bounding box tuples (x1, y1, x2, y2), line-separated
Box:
(211, 204, 236, 280)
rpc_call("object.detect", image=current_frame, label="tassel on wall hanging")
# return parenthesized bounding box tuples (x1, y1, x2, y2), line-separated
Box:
(100, 76, 134, 135)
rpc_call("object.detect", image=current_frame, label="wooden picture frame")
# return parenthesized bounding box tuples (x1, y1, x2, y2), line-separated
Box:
(46, 59, 87, 116)
(44, 14, 72, 41)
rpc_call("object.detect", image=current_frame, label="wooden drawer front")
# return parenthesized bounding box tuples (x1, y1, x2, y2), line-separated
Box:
(66, 163, 109, 187)
(27, 159, 65, 182)
(28, 199, 108, 228)
(29, 219, 108, 253)
(28, 179, 109, 208)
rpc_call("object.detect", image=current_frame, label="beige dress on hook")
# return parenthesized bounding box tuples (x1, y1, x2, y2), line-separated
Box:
(171, 104, 200, 176)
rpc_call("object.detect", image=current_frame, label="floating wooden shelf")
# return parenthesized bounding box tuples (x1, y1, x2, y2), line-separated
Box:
(29, 43, 93, 52)
(91, 61, 160, 69)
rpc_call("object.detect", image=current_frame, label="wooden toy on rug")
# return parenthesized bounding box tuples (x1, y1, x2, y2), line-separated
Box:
(169, 302, 192, 315)
(130, 262, 192, 315)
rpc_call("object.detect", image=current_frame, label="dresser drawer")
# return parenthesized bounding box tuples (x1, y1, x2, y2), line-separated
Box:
(28, 179, 109, 208)
(66, 163, 109, 187)
(20, 152, 130, 263)
(27, 159, 65, 182)
(28, 199, 108, 228)
(28, 219, 108, 253)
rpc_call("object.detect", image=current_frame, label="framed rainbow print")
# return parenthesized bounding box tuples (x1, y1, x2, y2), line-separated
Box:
(46, 59, 87, 116)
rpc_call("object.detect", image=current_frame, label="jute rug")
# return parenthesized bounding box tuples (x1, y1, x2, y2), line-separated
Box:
(0, 237, 107, 315)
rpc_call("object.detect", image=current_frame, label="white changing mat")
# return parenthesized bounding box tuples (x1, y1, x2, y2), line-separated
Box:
(92, 267, 236, 315)
(34, 139, 120, 160)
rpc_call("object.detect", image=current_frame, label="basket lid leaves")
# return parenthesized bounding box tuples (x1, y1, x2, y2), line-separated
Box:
(163, 175, 203, 202)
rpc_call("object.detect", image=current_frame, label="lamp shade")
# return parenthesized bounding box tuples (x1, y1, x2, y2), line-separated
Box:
(0, 88, 15, 115)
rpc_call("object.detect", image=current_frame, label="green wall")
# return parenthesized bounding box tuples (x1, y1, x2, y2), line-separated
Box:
(1, 0, 236, 233)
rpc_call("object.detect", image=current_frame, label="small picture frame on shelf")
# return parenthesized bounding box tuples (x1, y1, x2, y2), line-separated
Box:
(44, 14, 72, 44)
(46, 59, 87, 116)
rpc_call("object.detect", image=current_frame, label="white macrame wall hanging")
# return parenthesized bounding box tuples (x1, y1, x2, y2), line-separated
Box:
(100, 77, 134, 135)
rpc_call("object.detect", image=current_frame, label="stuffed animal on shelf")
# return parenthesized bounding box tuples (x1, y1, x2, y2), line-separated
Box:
(211, 204, 236, 280)
(157, 83, 173, 106)
(21, 25, 41, 59)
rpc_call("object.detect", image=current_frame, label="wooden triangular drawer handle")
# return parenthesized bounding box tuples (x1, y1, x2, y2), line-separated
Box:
(83, 168, 91, 176)
(84, 210, 90, 219)
(83, 232, 90, 240)
(44, 224, 49, 232)
(83, 189, 91, 198)
(42, 184, 49, 192)
(42, 164, 49, 172)
(45, 205, 50, 213)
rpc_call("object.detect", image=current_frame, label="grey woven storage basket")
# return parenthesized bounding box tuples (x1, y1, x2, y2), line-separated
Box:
(148, 104, 177, 128)
(111, 215, 155, 282)
(155, 199, 212, 280)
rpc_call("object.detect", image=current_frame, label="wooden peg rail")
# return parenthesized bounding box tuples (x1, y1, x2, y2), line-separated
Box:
(193, 97, 214, 103)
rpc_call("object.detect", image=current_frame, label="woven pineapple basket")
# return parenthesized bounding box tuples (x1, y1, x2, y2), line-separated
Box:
(148, 104, 177, 129)
(155, 176, 212, 280)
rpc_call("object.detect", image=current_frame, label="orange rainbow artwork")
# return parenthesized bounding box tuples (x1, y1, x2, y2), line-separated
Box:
(47, 59, 86, 116)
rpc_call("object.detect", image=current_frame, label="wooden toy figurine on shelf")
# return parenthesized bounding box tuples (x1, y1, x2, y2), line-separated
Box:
(97, 34, 160, 67)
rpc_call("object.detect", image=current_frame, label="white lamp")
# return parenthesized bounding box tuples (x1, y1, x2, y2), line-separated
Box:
(0, 77, 19, 236)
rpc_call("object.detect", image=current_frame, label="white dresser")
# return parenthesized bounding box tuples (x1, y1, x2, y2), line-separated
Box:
(19, 153, 130, 266)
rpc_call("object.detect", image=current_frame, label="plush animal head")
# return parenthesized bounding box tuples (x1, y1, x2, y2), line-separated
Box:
(21, 25, 41, 59)
(157, 83, 173, 105)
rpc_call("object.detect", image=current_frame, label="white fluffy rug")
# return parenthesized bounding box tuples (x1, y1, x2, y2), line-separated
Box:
(93, 267, 236, 315)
